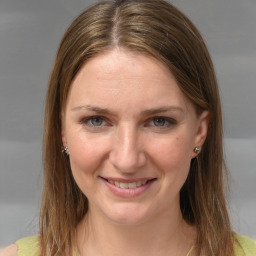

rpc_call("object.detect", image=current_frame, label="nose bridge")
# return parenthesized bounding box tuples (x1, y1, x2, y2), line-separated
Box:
(110, 123, 145, 172)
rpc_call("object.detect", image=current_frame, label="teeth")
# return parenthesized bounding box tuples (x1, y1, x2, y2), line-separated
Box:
(136, 181, 142, 187)
(128, 182, 137, 189)
(120, 182, 128, 189)
(108, 179, 148, 188)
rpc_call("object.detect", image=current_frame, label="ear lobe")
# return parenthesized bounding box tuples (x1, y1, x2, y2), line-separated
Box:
(192, 110, 210, 156)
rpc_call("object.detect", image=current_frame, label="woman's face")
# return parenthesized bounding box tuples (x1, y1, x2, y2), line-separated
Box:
(62, 48, 209, 225)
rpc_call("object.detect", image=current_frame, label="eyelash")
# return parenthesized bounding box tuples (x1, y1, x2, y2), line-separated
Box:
(146, 116, 177, 128)
(80, 116, 109, 129)
(80, 116, 177, 130)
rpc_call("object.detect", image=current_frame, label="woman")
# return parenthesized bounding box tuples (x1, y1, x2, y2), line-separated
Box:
(2, 0, 256, 255)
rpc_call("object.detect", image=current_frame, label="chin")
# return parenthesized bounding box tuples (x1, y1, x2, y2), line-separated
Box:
(109, 214, 148, 226)
(101, 203, 154, 226)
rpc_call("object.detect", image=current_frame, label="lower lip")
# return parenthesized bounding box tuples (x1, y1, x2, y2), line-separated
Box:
(101, 178, 156, 198)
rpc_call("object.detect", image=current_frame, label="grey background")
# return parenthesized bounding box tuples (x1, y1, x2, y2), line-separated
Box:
(0, 0, 255, 247)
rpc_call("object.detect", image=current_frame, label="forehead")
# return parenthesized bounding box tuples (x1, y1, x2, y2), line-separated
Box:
(67, 48, 193, 113)
(74, 49, 173, 85)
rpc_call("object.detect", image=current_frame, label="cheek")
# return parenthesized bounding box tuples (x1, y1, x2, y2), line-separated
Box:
(67, 134, 110, 189)
(149, 135, 192, 175)
(147, 135, 193, 205)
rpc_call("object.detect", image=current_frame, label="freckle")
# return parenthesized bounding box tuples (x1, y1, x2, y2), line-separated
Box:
(176, 137, 179, 141)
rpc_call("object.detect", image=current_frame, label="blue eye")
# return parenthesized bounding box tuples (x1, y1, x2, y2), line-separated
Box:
(90, 116, 104, 126)
(81, 116, 107, 129)
(148, 116, 176, 128)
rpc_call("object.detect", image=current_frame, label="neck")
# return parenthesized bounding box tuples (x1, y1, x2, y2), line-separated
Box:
(76, 206, 196, 256)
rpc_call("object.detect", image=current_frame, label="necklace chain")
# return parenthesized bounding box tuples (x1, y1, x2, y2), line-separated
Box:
(186, 245, 194, 256)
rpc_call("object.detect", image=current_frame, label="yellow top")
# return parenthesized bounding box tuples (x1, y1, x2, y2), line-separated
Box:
(233, 234, 256, 256)
(15, 236, 39, 256)
(15, 234, 256, 256)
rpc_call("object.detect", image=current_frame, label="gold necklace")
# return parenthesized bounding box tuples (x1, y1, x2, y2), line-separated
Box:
(186, 245, 194, 256)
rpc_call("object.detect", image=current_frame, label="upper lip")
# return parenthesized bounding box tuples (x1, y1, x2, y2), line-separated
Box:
(100, 177, 156, 183)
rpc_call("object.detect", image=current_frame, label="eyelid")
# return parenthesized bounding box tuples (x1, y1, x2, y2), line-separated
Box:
(145, 116, 177, 128)
(80, 115, 111, 129)
(79, 115, 177, 130)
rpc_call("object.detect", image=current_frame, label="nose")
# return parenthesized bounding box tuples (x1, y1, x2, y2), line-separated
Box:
(109, 124, 146, 173)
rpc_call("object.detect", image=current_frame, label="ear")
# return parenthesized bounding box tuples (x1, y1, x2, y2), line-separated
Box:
(191, 110, 210, 158)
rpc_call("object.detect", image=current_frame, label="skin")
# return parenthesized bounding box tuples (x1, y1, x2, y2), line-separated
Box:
(2, 48, 209, 256)
(0, 244, 18, 256)
(61, 48, 209, 256)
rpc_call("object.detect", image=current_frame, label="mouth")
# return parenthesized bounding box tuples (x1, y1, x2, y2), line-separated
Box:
(101, 177, 157, 198)
(101, 178, 156, 189)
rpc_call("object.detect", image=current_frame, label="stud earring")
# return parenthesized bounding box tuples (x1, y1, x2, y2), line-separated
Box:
(62, 146, 70, 156)
(193, 146, 201, 154)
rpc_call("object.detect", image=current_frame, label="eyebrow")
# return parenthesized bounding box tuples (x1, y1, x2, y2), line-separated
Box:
(71, 105, 184, 115)
(71, 105, 112, 114)
(141, 106, 184, 115)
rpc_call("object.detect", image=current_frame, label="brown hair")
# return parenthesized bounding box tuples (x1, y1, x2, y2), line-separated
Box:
(40, 0, 234, 255)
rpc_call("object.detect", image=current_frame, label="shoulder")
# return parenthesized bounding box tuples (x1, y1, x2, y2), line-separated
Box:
(0, 244, 18, 256)
(234, 233, 256, 256)
(0, 236, 39, 256)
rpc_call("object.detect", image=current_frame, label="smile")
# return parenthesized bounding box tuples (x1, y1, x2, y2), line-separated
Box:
(101, 177, 157, 198)
(107, 179, 148, 189)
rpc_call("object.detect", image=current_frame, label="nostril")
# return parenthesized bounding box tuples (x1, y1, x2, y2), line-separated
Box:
(109, 151, 145, 173)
